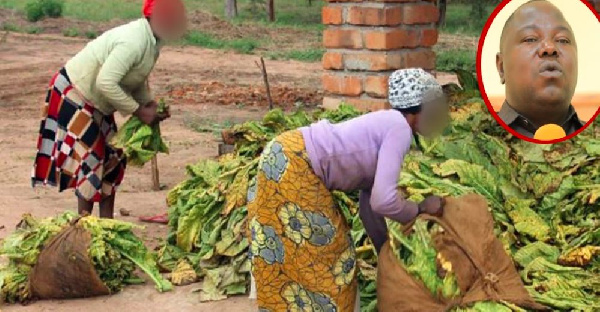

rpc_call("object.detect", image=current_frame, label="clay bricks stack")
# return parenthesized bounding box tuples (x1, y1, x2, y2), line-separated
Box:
(322, 0, 439, 111)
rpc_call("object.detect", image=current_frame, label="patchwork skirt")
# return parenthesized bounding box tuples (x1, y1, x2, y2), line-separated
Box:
(247, 130, 358, 312)
(32, 68, 126, 202)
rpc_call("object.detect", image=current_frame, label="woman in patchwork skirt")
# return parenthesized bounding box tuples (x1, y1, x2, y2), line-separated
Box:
(248, 68, 450, 311)
(31, 0, 186, 218)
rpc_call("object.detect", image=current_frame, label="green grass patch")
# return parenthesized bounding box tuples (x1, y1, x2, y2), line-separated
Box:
(267, 48, 324, 62)
(62, 27, 79, 37)
(2, 23, 19, 32)
(440, 3, 494, 37)
(232, 0, 325, 31)
(436, 49, 476, 72)
(183, 31, 258, 54)
(27, 26, 43, 34)
(85, 30, 98, 39)
(1, 0, 324, 27)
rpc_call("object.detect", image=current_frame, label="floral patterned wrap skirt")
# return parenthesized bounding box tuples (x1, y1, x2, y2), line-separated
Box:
(247, 130, 357, 312)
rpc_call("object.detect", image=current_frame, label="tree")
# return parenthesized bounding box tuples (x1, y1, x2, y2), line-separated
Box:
(437, 0, 447, 27)
(267, 0, 275, 22)
(225, 0, 238, 19)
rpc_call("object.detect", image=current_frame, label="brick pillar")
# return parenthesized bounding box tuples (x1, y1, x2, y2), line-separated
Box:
(322, 0, 439, 111)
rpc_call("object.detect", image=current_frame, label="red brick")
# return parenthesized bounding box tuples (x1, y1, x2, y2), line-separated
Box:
(420, 28, 438, 47)
(323, 29, 363, 49)
(322, 52, 344, 70)
(347, 6, 403, 26)
(346, 97, 391, 112)
(404, 50, 436, 69)
(322, 6, 343, 25)
(365, 75, 389, 98)
(343, 52, 403, 71)
(322, 73, 363, 96)
(402, 3, 439, 24)
(364, 29, 418, 50)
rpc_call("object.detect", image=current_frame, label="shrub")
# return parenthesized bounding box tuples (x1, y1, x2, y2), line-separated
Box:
(63, 28, 80, 37)
(229, 39, 257, 54)
(25, 1, 45, 22)
(25, 0, 64, 22)
(2, 23, 19, 32)
(41, 0, 64, 18)
(85, 30, 98, 39)
(27, 26, 43, 34)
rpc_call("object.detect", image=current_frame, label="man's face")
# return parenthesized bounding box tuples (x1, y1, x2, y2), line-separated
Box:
(497, 1, 577, 116)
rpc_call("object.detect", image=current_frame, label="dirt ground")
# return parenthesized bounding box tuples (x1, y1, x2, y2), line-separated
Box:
(0, 31, 457, 311)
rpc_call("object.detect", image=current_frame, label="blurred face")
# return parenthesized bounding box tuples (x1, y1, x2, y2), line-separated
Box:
(415, 91, 449, 138)
(497, 1, 577, 122)
(150, 0, 187, 41)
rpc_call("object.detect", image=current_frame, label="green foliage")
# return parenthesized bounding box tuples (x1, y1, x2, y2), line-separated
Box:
(80, 217, 173, 293)
(394, 71, 600, 310)
(26, 26, 43, 34)
(159, 105, 362, 301)
(163, 71, 599, 310)
(436, 49, 476, 72)
(25, 0, 45, 22)
(25, 0, 63, 22)
(41, 0, 64, 18)
(85, 30, 98, 39)
(440, 3, 495, 36)
(228, 38, 258, 54)
(1, 23, 19, 32)
(0, 212, 171, 303)
(183, 31, 258, 54)
(267, 48, 325, 62)
(113, 100, 169, 167)
(62, 27, 79, 37)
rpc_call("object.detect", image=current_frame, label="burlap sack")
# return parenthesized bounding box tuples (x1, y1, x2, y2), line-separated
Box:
(377, 194, 547, 312)
(28, 221, 110, 299)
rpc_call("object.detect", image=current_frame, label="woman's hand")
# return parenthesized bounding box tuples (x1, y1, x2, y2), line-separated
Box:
(134, 102, 158, 125)
(418, 195, 445, 217)
(157, 104, 171, 122)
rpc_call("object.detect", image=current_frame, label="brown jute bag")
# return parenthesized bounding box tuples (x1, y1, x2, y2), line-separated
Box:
(377, 194, 547, 312)
(28, 220, 110, 299)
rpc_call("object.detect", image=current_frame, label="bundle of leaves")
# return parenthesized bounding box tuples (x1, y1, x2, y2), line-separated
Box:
(158, 105, 363, 301)
(0, 212, 171, 303)
(394, 96, 600, 309)
(161, 71, 600, 310)
(113, 100, 169, 167)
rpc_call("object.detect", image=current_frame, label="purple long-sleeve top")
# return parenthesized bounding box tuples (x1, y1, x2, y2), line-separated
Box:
(299, 110, 419, 251)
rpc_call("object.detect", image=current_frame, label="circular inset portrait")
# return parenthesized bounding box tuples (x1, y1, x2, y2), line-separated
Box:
(478, 0, 600, 143)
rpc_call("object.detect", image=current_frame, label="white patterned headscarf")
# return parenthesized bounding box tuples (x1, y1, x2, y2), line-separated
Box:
(388, 68, 443, 111)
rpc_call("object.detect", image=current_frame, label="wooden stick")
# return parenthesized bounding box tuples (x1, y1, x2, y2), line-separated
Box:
(151, 156, 160, 191)
(255, 57, 274, 110)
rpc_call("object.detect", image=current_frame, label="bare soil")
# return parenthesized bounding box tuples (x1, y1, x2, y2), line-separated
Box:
(0, 32, 322, 312)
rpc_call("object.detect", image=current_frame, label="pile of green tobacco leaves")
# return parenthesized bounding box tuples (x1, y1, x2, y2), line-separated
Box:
(161, 71, 599, 310)
(393, 96, 600, 311)
(158, 105, 363, 301)
(113, 99, 169, 166)
(0, 212, 171, 303)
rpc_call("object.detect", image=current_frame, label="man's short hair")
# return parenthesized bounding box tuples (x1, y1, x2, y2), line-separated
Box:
(499, 0, 549, 50)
